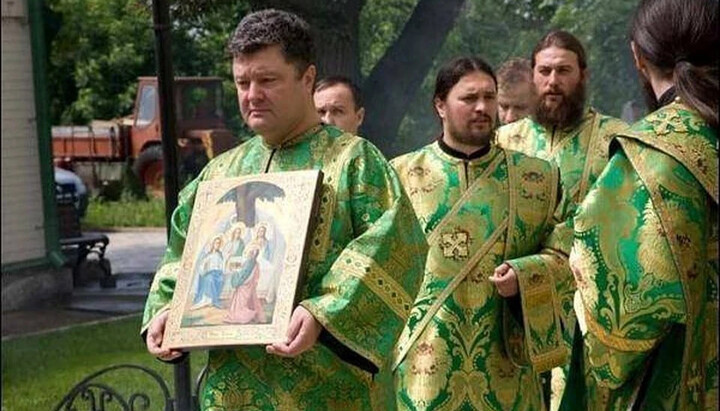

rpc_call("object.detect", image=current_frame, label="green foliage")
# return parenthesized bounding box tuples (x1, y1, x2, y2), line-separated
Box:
(396, 0, 549, 148)
(395, 0, 641, 150)
(46, 0, 156, 125)
(45, 0, 253, 140)
(546, 0, 641, 117)
(82, 195, 166, 229)
(45, 0, 641, 151)
(358, 0, 417, 77)
(1, 316, 207, 411)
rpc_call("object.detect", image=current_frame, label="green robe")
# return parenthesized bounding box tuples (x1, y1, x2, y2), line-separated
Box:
(497, 109, 628, 409)
(565, 101, 718, 410)
(391, 142, 570, 411)
(496, 109, 628, 210)
(141, 124, 428, 411)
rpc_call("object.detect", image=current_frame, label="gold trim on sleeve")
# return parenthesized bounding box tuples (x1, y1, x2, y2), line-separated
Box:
(333, 249, 414, 321)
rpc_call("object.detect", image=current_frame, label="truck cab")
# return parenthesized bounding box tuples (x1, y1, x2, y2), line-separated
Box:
(129, 77, 237, 194)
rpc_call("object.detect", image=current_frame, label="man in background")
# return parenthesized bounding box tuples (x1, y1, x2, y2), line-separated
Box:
(497, 57, 537, 124)
(496, 30, 628, 410)
(314, 75, 365, 134)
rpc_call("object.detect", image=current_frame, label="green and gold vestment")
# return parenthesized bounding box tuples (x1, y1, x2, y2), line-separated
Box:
(141, 124, 428, 411)
(496, 108, 629, 319)
(496, 109, 628, 211)
(566, 101, 718, 410)
(391, 141, 570, 411)
(497, 109, 628, 409)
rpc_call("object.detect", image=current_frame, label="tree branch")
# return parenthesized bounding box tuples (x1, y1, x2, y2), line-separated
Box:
(361, 0, 467, 155)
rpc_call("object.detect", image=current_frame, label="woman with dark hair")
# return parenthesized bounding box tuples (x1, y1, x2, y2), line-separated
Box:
(562, 0, 718, 409)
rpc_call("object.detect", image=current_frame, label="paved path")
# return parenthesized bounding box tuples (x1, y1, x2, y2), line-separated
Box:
(93, 229, 167, 274)
(2, 229, 167, 339)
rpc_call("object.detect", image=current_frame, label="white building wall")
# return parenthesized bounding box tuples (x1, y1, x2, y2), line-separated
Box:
(1, 0, 48, 265)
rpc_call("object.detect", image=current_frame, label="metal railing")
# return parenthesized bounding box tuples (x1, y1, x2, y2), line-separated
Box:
(54, 364, 172, 411)
(54, 362, 207, 411)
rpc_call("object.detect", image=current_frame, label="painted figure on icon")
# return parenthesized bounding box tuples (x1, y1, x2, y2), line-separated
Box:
(192, 235, 225, 309)
(224, 224, 272, 324)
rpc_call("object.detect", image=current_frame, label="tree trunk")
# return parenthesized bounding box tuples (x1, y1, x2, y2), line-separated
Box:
(361, 0, 467, 156)
(248, 0, 364, 83)
(247, 0, 466, 156)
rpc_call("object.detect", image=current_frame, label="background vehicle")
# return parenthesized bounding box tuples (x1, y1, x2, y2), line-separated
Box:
(52, 77, 238, 196)
(54, 167, 88, 217)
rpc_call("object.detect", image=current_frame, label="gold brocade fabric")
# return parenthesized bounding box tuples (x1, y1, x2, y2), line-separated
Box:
(141, 125, 428, 410)
(497, 109, 628, 410)
(496, 108, 628, 208)
(567, 102, 718, 410)
(391, 142, 568, 410)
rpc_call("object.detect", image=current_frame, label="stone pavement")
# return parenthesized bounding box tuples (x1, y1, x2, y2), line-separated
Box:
(1, 229, 167, 339)
(97, 229, 167, 275)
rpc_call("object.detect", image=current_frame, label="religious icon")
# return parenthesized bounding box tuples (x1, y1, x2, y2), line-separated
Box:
(162, 170, 323, 350)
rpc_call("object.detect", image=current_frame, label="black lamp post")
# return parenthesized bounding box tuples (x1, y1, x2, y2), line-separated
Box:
(150, 1, 192, 410)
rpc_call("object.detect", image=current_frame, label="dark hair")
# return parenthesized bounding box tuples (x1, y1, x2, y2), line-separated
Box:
(315, 76, 364, 110)
(631, 0, 719, 130)
(433, 56, 497, 104)
(227, 9, 315, 74)
(497, 58, 533, 92)
(531, 30, 587, 70)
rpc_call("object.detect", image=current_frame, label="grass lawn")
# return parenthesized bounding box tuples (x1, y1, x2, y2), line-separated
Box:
(1, 315, 207, 411)
(82, 196, 166, 229)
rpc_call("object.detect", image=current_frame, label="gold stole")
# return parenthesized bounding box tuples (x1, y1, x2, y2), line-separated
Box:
(544, 110, 603, 206)
(502, 151, 567, 372)
(574, 111, 603, 202)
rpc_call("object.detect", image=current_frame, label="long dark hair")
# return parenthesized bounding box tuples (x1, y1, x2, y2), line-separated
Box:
(631, 0, 719, 131)
(433, 56, 496, 116)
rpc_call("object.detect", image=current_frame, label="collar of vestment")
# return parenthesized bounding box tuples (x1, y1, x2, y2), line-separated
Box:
(616, 100, 718, 204)
(519, 107, 599, 155)
(435, 134, 494, 163)
(259, 123, 325, 150)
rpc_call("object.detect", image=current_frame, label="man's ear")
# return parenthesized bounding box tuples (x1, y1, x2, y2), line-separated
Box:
(303, 65, 316, 92)
(434, 97, 446, 119)
(356, 107, 365, 127)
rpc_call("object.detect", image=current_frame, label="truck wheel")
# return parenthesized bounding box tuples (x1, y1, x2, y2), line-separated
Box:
(133, 145, 164, 197)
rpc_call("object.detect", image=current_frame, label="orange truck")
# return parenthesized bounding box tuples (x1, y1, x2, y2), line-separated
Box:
(52, 77, 238, 195)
